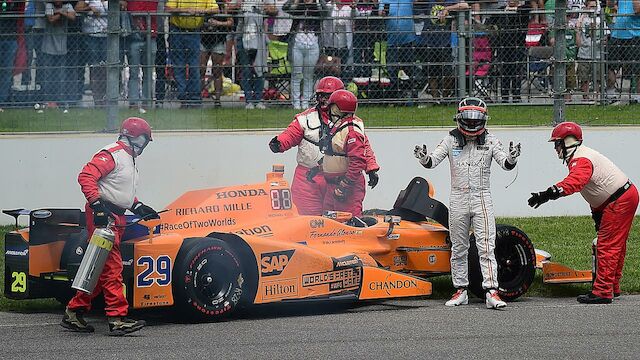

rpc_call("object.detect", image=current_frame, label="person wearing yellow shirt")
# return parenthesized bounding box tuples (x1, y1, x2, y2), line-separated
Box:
(166, 0, 219, 107)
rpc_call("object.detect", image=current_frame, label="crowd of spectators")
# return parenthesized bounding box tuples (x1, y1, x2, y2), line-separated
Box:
(0, 0, 639, 112)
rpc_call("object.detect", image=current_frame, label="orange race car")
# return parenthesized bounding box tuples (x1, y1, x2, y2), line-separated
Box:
(3, 165, 591, 320)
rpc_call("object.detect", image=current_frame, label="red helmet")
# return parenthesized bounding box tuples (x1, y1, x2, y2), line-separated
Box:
(120, 117, 153, 141)
(549, 121, 583, 142)
(328, 90, 358, 114)
(316, 76, 345, 94)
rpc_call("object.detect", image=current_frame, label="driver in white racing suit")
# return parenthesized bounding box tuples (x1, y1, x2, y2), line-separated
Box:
(414, 97, 521, 309)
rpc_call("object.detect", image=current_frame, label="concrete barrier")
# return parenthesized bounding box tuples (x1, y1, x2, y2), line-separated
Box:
(1, 127, 638, 224)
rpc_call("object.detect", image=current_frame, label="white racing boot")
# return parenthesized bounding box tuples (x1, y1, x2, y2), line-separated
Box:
(486, 289, 507, 309)
(445, 288, 468, 307)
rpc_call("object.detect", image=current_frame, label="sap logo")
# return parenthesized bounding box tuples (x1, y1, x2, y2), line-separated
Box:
(216, 189, 267, 199)
(260, 250, 295, 276)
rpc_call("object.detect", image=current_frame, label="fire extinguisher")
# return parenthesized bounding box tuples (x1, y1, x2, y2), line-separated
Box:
(71, 224, 116, 294)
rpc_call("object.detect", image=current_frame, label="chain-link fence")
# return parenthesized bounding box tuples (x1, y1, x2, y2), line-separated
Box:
(1, 0, 639, 131)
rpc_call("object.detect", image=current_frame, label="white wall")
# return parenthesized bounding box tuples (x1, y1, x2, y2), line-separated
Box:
(1, 127, 638, 224)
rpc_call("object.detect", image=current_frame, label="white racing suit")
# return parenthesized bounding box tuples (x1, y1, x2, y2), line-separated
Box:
(424, 129, 516, 290)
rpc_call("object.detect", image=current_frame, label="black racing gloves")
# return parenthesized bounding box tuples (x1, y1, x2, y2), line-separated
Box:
(131, 201, 160, 220)
(334, 176, 354, 202)
(89, 200, 110, 227)
(367, 170, 379, 189)
(269, 136, 281, 153)
(527, 185, 562, 209)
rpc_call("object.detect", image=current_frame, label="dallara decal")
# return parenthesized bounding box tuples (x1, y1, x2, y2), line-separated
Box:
(261, 249, 295, 276)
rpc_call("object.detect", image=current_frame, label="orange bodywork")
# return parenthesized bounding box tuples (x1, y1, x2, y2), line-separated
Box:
(126, 168, 443, 308)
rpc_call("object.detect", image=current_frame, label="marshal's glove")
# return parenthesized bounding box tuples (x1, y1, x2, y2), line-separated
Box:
(527, 185, 562, 209)
(334, 177, 354, 202)
(414, 144, 430, 166)
(367, 170, 379, 189)
(507, 141, 521, 164)
(269, 136, 281, 153)
(131, 201, 160, 220)
(89, 200, 111, 227)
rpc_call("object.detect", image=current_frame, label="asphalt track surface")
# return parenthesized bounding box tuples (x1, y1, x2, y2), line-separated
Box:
(2, 295, 639, 360)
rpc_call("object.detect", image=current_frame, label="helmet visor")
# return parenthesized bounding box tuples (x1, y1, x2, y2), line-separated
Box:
(457, 110, 487, 131)
(129, 135, 150, 156)
(316, 92, 331, 107)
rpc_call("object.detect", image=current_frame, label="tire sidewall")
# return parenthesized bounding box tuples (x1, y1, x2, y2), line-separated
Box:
(468, 225, 536, 301)
(174, 239, 245, 319)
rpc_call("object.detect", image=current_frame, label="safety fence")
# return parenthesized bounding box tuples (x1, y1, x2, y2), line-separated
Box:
(0, 1, 639, 132)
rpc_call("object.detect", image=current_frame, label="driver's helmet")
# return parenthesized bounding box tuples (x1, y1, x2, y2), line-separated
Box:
(454, 97, 488, 136)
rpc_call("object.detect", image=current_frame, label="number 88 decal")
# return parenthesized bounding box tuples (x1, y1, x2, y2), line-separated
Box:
(270, 189, 292, 210)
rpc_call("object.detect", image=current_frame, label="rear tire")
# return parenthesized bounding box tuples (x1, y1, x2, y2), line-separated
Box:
(173, 238, 246, 321)
(468, 225, 536, 301)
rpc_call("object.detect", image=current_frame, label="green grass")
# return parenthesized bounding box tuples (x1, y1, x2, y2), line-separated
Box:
(1, 217, 638, 311)
(1, 104, 640, 132)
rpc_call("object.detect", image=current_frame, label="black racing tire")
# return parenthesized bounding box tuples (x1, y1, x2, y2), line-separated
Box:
(468, 225, 536, 301)
(173, 238, 246, 321)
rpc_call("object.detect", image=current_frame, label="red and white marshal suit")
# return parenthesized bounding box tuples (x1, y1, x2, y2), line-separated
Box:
(68, 141, 139, 316)
(556, 145, 638, 299)
(321, 115, 368, 217)
(276, 107, 379, 215)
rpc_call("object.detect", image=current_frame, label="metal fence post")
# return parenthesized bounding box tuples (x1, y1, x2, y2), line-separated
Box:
(552, 0, 567, 125)
(106, 0, 121, 131)
(145, 13, 153, 109)
(457, 10, 466, 99)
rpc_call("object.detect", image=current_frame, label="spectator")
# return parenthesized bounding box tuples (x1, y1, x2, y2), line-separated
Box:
(352, 0, 381, 84)
(549, 8, 578, 101)
(487, 0, 530, 103)
(265, 0, 293, 41)
(283, 0, 328, 110)
(22, 0, 45, 91)
(75, 0, 108, 107)
(155, 0, 169, 105)
(606, 0, 640, 104)
(414, 0, 469, 103)
(201, 0, 233, 107)
(166, 0, 219, 108)
(576, 0, 606, 100)
(0, 0, 22, 111)
(378, 0, 416, 96)
(127, 0, 159, 113)
(236, 1, 273, 109)
(322, 0, 355, 82)
(41, 0, 76, 107)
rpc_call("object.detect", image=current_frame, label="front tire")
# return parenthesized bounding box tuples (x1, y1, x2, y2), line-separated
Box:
(468, 225, 536, 301)
(173, 238, 246, 321)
